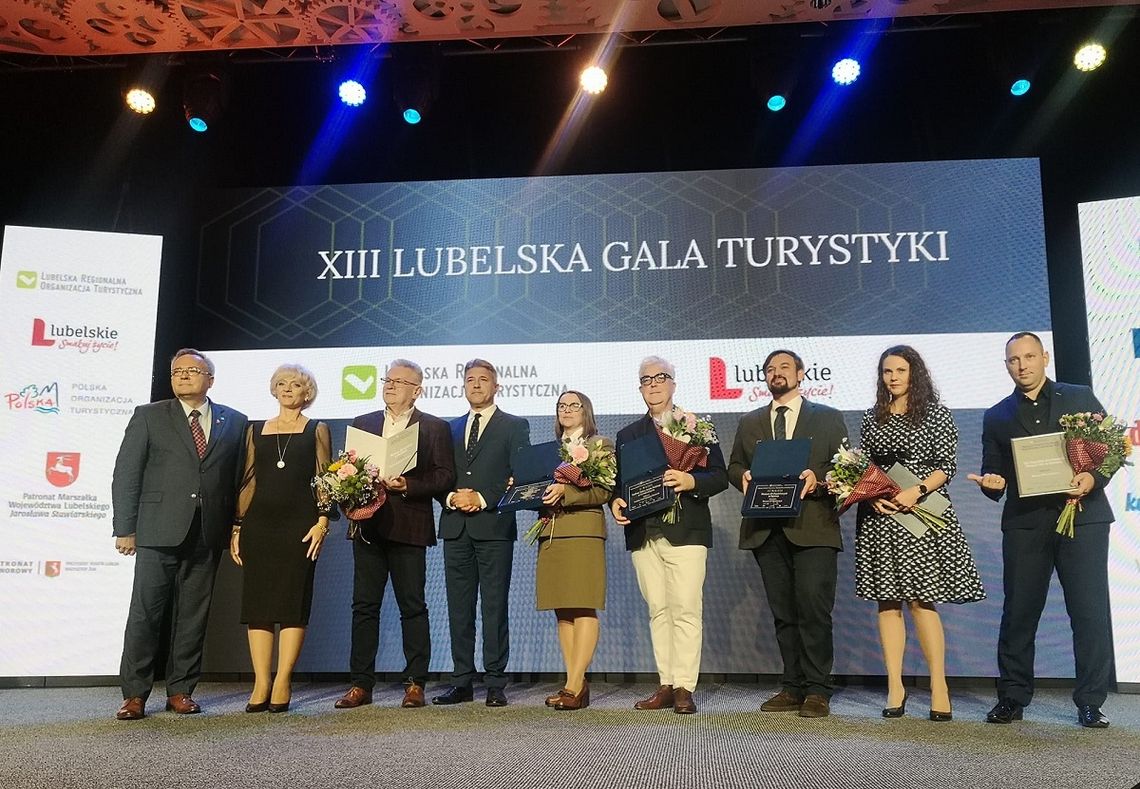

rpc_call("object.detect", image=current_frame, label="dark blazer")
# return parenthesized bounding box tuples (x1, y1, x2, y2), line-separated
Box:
(980, 381, 1115, 529)
(112, 398, 248, 551)
(350, 408, 456, 547)
(438, 408, 530, 541)
(613, 414, 729, 551)
(727, 398, 848, 550)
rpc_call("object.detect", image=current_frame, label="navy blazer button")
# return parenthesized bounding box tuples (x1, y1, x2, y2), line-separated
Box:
(466, 471, 472, 475)
(190, 493, 198, 498)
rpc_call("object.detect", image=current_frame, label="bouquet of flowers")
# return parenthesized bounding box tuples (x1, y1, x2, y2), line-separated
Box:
(524, 437, 617, 545)
(825, 442, 946, 532)
(656, 407, 718, 524)
(1055, 411, 1132, 538)
(312, 449, 385, 523)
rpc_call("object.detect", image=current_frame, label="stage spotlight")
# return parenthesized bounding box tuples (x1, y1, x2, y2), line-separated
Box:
(183, 72, 223, 133)
(580, 66, 608, 95)
(339, 80, 366, 107)
(125, 88, 156, 115)
(831, 58, 861, 86)
(767, 94, 787, 112)
(1073, 42, 1107, 72)
(1010, 79, 1031, 97)
(403, 108, 422, 125)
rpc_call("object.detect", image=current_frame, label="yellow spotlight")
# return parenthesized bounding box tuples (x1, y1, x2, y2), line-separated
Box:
(580, 66, 608, 95)
(125, 88, 156, 115)
(1073, 42, 1107, 72)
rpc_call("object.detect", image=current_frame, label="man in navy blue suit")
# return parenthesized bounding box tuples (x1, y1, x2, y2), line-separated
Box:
(432, 359, 529, 707)
(969, 332, 1118, 728)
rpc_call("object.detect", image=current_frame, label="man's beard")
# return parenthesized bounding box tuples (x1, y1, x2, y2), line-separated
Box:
(768, 376, 796, 397)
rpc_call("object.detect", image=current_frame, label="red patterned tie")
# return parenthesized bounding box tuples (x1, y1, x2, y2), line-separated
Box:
(189, 409, 207, 459)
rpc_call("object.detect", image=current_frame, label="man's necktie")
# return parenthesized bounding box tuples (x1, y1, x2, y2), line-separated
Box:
(189, 409, 207, 459)
(774, 405, 789, 441)
(466, 412, 481, 462)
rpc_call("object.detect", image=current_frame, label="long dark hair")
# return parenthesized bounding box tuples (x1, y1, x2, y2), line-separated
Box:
(554, 390, 598, 439)
(873, 345, 940, 426)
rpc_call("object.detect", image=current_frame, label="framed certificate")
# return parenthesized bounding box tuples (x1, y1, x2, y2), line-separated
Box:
(497, 441, 561, 513)
(1010, 432, 1077, 497)
(741, 439, 811, 518)
(618, 433, 675, 520)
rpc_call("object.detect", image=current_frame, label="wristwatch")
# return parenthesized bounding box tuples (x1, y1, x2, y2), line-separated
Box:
(917, 483, 929, 495)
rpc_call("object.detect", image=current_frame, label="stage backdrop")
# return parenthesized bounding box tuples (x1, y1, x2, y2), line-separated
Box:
(1079, 194, 1140, 687)
(0, 226, 161, 677)
(187, 159, 1075, 681)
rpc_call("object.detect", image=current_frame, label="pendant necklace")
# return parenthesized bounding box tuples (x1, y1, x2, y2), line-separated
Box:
(275, 421, 299, 469)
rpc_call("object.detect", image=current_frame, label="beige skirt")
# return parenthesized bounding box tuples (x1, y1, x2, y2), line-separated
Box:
(535, 535, 606, 611)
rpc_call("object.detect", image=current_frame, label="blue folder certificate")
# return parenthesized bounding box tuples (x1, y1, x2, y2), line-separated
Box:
(498, 441, 562, 513)
(618, 433, 675, 520)
(741, 439, 812, 518)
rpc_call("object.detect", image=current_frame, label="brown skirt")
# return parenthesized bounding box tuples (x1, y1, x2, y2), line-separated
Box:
(535, 535, 606, 611)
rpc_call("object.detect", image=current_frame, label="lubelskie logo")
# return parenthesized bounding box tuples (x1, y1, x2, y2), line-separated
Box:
(45, 452, 80, 487)
(5, 382, 60, 413)
(1125, 492, 1139, 513)
(31, 317, 119, 352)
(709, 356, 836, 403)
(43, 561, 62, 578)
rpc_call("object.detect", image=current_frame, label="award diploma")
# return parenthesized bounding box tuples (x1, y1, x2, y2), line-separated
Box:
(345, 424, 419, 479)
(618, 433, 675, 520)
(1010, 432, 1077, 497)
(741, 438, 811, 518)
(497, 441, 562, 513)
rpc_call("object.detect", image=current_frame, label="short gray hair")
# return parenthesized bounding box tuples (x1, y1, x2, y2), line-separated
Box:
(638, 355, 675, 379)
(269, 363, 318, 409)
(387, 359, 424, 384)
(170, 348, 215, 376)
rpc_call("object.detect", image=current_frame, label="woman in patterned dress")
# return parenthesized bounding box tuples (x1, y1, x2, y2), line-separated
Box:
(856, 345, 985, 721)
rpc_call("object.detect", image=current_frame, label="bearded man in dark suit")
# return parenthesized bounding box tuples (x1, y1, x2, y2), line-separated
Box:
(432, 359, 530, 707)
(728, 349, 848, 719)
(333, 359, 456, 710)
(967, 332, 1118, 728)
(112, 348, 248, 720)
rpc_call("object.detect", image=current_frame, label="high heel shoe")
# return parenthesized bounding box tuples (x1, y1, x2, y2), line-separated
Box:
(554, 680, 589, 711)
(929, 707, 952, 722)
(245, 701, 269, 713)
(546, 689, 573, 707)
(267, 700, 291, 713)
(882, 692, 908, 718)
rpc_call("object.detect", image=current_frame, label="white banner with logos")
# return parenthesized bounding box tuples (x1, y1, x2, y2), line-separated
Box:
(0, 225, 162, 676)
(1079, 196, 1140, 685)
(207, 331, 1053, 421)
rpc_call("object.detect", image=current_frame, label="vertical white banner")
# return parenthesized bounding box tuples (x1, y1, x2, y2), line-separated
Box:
(1078, 196, 1140, 686)
(0, 226, 162, 676)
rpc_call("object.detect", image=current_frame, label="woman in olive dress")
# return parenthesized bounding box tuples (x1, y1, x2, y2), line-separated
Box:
(230, 364, 332, 712)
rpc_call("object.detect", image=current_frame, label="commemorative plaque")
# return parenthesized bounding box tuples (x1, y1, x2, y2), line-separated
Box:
(741, 439, 811, 518)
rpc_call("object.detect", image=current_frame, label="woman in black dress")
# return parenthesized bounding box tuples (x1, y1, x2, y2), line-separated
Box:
(230, 364, 331, 712)
(856, 345, 985, 721)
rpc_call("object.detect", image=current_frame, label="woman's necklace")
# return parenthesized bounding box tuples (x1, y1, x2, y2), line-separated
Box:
(274, 417, 301, 469)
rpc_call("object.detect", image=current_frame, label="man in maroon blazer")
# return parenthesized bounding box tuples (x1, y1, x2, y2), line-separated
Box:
(333, 359, 456, 709)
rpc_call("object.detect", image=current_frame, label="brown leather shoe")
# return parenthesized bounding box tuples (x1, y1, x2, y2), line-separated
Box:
(165, 694, 201, 714)
(634, 685, 674, 710)
(334, 686, 373, 709)
(546, 689, 574, 707)
(760, 689, 805, 712)
(116, 697, 145, 720)
(673, 688, 697, 714)
(554, 681, 589, 711)
(401, 683, 425, 708)
(799, 694, 830, 718)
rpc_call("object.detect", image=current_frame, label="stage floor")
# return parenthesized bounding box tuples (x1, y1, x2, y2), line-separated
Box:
(3, 682, 1138, 789)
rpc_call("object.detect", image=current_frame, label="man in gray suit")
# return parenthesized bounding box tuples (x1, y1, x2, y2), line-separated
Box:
(112, 348, 247, 720)
(728, 349, 848, 718)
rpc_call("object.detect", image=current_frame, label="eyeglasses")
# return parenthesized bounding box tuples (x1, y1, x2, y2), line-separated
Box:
(556, 402, 583, 412)
(638, 372, 673, 386)
(171, 367, 209, 377)
(381, 377, 419, 388)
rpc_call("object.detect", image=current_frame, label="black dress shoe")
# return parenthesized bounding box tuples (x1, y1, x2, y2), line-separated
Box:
(485, 688, 508, 707)
(1077, 705, 1109, 728)
(986, 698, 1023, 724)
(882, 692, 908, 718)
(929, 709, 952, 722)
(267, 701, 290, 713)
(245, 701, 268, 713)
(431, 686, 474, 705)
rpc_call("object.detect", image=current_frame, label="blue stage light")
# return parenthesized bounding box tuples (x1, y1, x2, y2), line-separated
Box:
(403, 108, 422, 125)
(767, 95, 787, 112)
(1010, 79, 1031, 96)
(832, 58, 861, 86)
(339, 80, 366, 107)
(188, 117, 208, 132)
